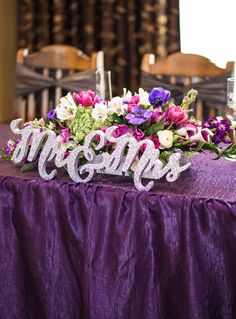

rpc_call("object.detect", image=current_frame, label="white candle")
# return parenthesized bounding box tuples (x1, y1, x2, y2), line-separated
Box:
(96, 51, 104, 72)
(96, 51, 105, 99)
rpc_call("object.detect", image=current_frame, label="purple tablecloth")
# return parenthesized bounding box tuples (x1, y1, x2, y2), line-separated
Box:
(0, 125, 236, 319)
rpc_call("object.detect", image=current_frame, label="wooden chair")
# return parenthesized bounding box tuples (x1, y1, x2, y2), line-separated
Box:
(141, 52, 233, 119)
(15, 44, 104, 120)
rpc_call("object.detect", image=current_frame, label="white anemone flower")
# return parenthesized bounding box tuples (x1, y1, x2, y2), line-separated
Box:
(157, 130, 173, 149)
(108, 96, 125, 115)
(91, 102, 108, 121)
(138, 88, 150, 105)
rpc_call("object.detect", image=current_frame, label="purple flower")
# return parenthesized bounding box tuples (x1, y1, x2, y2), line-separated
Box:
(149, 87, 170, 107)
(125, 106, 152, 125)
(47, 109, 57, 121)
(5, 139, 20, 156)
(202, 120, 212, 129)
(215, 119, 231, 136)
(59, 128, 70, 144)
(212, 134, 223, 144)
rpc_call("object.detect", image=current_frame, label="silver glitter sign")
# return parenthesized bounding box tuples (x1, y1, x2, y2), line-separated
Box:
(10, 119, 191, 191)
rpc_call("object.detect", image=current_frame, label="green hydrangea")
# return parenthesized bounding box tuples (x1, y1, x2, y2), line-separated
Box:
(68, 105, 112, 144)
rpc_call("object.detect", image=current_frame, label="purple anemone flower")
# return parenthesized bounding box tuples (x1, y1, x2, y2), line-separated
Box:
(47, 109, 57, 121)
(125, 106, 152, 125)
(149, 87, 170, 107)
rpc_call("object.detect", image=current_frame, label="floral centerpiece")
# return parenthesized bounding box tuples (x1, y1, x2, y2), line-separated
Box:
(1, 87, 236, 190)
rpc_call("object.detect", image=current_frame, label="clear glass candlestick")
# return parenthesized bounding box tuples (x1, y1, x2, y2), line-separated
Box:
(225, 77, 236, 161)
(95, 70, 112, 101)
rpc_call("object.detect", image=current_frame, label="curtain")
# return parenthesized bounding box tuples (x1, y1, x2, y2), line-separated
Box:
(18, 0, 180, 95)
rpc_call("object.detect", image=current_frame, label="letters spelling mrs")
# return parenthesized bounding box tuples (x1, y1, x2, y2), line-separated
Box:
(10, 119, 191, 191)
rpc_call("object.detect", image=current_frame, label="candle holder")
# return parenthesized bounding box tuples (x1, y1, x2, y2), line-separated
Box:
(95, 70, 112, 101)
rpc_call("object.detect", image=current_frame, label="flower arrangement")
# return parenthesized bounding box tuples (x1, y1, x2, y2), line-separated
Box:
(1, 87, 236, 174)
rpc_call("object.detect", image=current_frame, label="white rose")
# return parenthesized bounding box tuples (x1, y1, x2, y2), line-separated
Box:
(157, 130, 173, 149)
(91, 102, 108, 121)
(138, 88, 150, 105)
(108, 96, 125, 115)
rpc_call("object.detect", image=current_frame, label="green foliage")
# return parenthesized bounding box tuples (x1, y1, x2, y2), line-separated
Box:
(21, 161, 38, 172)
(145, 120, 164, 136)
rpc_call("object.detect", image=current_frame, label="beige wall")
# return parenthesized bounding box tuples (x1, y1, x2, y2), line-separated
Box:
(0, 0, 17, 124)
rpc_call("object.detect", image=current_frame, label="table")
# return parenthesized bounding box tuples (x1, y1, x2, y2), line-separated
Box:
(0, 124, 236, 319)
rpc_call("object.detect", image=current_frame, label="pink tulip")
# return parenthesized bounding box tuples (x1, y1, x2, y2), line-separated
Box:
(166, 105, 188, 124)
(73, 90, 99, 107)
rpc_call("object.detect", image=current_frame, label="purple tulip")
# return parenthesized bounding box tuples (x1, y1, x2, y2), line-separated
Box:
(149, 87, 170, 107)
(125, 106, 152, 125)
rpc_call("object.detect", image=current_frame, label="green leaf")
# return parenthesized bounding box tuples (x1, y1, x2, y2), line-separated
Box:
(202, 143, 220, 155)
(21, 161, 38, 172)
(145, 121, 164, 136)
(172, 135, 180, 143)
(195, 141, 205, 152)
(110, 113, 124, 124)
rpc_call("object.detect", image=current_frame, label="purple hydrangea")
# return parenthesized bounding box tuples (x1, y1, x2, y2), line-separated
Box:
(47, 109, 57, 121)
(149, 87, 170, 107)
(125, 106, 152, 125)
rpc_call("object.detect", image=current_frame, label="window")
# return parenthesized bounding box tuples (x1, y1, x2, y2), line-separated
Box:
(179, 0, 236, 68)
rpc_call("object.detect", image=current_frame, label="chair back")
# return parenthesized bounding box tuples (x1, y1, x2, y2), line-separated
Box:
(15, 44, 103, 120)
(141, 52, 233, 119)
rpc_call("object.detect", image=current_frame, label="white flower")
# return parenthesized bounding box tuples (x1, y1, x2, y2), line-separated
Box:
(91, 102, 108, 121)
(157, 130, 173, 149)
(108, 96, 125, 115)
(138, 88, 150, 105)
(122, 88, 132, 101)
(56, 105, 75, 121)
(59, 92, 77, 110)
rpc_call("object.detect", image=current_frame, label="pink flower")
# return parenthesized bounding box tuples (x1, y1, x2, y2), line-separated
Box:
(151, 107, 166, 123)
(59, 128, 70, 144)
(130, 128, 144, 141)
(126, 95, 140, 112)
(140, 136, 160, 152)
(166, 105, 188, 124)
(112, 125, 129, 138)
(73, 90, 99, 107)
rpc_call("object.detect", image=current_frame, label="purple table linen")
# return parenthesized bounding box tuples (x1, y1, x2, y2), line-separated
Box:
(0, 125, 236, 319)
